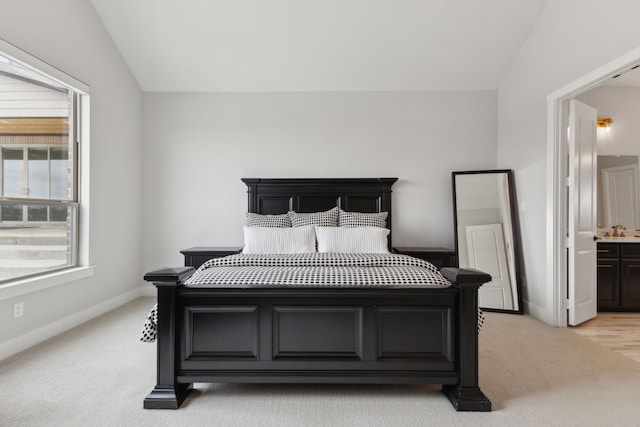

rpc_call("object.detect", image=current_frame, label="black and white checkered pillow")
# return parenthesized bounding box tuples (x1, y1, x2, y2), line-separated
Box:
(288, 207, 339, 227)
(246, 212, 292, 227)
(338, 209, 388, 227)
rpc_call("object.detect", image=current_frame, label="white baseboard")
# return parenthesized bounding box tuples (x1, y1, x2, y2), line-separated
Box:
(524, 299, 557, 326)
(0, 288, 142, 362)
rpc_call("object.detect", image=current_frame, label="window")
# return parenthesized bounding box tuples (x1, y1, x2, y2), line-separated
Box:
(0, 50, 87, 283)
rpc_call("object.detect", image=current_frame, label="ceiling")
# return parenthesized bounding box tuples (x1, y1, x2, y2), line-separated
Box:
(602, 66, 640, 86)
(89, 0, 549, 93)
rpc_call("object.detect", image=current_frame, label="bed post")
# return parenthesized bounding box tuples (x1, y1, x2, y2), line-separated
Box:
(440, 267, 492, 412)
(143, 267, 195, 409)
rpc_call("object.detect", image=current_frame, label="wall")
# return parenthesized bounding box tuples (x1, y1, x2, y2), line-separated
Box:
(497, 0, 640, 324)
(577, 86, 640, 156)
(142, 91, 497, 270)
(0, 0, 143, 355)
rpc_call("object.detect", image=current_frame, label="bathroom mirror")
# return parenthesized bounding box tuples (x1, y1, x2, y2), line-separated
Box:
(597, 155, 639, 231)
(452, 170, 524, 314)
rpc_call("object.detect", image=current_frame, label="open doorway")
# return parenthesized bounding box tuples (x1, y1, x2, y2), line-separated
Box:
(547, 47, 640, 327)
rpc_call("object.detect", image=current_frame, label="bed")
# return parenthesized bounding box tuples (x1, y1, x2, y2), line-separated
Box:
(143, 178, 492, 411)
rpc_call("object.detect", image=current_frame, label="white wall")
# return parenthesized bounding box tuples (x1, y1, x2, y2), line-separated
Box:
(0, 0, 143, 351)
(497, 0, 640, 324)
(143, 91, 497, 270)
(577, 86, 640, 156)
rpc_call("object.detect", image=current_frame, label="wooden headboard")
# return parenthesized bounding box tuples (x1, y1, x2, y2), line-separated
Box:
(241, 178, 398, 244)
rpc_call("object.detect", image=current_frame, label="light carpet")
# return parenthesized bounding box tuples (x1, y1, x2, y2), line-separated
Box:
(1, 297, 639, 427)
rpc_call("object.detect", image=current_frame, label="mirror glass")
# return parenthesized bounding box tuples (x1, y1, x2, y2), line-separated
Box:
(597, 155, 639, 231)
(452, 170, 523, 314)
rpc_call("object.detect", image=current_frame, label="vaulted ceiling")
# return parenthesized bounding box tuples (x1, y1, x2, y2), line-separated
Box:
(90, 0, 549, 92)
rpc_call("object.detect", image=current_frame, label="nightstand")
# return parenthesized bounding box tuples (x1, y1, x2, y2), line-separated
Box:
(393, 247, 457, 269)
(180, 247, 242, 268)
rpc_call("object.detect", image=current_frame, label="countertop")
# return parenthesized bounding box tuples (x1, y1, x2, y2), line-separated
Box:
(598, 236, 640, 243)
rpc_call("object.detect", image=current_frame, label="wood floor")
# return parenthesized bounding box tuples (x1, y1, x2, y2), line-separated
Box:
(571, 312, 640, 363)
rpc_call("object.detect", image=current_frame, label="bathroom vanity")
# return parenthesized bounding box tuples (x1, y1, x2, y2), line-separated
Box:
(597, 240, 640, 311)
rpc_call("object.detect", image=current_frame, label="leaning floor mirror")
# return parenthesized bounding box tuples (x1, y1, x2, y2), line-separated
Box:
(452, 170, 524, 314)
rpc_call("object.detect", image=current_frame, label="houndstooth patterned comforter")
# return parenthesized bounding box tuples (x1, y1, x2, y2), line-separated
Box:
(183, 253, 452, 288)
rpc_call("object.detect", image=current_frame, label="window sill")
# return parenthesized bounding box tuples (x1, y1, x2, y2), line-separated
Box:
(0, 266, 95, 301)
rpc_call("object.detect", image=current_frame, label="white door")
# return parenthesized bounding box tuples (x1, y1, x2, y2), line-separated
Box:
(568, 100, 598, 326)
(602, 163, 639, 229)
(466, 224, 514, 310)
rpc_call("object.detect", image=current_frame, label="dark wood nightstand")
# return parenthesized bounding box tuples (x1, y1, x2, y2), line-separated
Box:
(393, 247, 457, 269)
(180, 247, 242, 268)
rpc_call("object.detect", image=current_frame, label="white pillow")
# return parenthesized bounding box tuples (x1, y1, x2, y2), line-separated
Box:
(242, 225, 316, 254)
(315, 226, 390, 253)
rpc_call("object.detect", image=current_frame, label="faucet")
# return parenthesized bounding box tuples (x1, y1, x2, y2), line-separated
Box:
(612, 225, 627, 237)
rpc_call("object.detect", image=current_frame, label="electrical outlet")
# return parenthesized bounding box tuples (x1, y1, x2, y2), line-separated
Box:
(13, 302, 24, 319)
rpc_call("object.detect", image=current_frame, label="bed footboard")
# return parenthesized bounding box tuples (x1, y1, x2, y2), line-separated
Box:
(143, 266, 491, 412)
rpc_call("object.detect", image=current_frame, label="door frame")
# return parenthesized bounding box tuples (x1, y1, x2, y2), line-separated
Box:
(547, 47, 640, 327)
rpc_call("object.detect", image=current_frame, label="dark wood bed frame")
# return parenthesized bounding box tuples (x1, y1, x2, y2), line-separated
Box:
(143, 178, 492, 411)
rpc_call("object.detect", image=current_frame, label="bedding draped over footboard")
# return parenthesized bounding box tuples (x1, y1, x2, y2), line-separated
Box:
(184, 253, 452, 288)
(141, 253, 485, 343)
